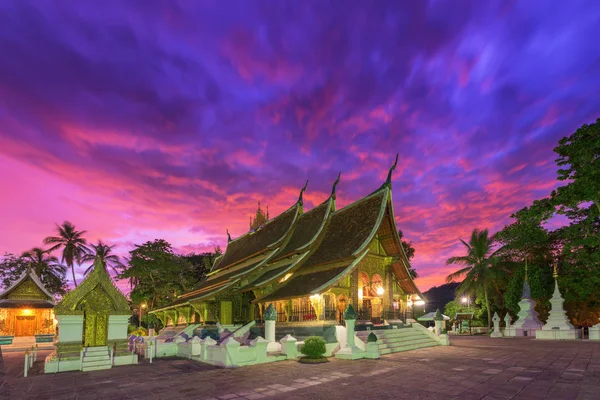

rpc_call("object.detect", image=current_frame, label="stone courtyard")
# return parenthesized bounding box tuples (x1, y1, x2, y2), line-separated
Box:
(1, 336, 599, 400)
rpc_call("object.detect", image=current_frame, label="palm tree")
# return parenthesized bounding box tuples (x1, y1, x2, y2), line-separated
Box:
(445, 229, 503, 328)
(21, 247, 67, 285)
(44, 221, 89, 287)
(81, 241, 124, 276)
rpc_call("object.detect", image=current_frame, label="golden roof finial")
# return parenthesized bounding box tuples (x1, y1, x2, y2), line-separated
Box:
(553, 265, 558, 279)
(331, 172, 341, 198)
(298, 180, 309, 204)
(524, 260, 528, 281)
(384, 153, 399, 186)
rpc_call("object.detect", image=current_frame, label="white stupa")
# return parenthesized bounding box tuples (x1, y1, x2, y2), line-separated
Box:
(536, 266, 580, 340)
(508, 264, 542, 337)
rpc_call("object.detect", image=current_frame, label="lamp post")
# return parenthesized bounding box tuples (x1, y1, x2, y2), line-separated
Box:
(139, 303, 147, 328)
(461, 296, 470, 311)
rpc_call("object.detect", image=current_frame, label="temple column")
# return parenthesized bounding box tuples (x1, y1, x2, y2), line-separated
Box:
(350, 269, 359, 310)
(387, 267, 394, 314)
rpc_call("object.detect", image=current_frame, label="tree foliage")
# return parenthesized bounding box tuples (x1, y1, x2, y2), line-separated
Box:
(44, 221, 88, 287)
(119, 239, 220, 310)
(446, 229, 508, 328)
(397, 228, 418, 279)
(0, 252, 68, 296)
(493, 118, 600, 326)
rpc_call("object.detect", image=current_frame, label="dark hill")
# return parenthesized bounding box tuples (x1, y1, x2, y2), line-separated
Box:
(422, 282, 460, 313)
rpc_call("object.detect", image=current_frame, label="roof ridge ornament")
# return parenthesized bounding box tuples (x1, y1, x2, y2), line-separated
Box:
(298, 180, 309, 204)
(227, 229, 232, 242)
(553, 264, 558, 279)
(384, 153, 399, 187)
(331, 172, 341, 198)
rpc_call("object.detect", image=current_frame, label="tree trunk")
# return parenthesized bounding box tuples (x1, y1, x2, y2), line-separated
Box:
(484, 282, 491, 328)
(70, 263, 78, 287)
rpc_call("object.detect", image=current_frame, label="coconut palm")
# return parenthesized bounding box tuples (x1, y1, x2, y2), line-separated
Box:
(81, 241, 124, 276)
(21, 247, 67, 285)
(43, 221, 89, 287)
(445, 228, 504, 328)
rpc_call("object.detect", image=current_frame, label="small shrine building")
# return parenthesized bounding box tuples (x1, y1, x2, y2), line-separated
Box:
(151, 156, 425, 327)
(0, 268, 55, 343)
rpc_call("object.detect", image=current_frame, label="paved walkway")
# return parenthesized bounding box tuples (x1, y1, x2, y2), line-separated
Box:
(1, 336, 599, 399)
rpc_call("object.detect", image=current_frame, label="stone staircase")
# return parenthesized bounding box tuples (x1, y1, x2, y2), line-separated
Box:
(356, 327, 439, 355)
(82, 346, 112, 372)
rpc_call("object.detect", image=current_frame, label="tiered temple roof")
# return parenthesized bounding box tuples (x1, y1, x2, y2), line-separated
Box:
(153, 155, 424, 312)
(0, 268, 55, 309)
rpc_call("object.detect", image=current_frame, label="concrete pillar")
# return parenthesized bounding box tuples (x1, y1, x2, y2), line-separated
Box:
(336, 304, 364, 360)
(263, 303, 279, 352)
(346, 319, 356, 347)
(491, 312, 503, 338)
(434, 320, 442, 336)
(387, 267, 394, 314)
(279, 334, 298, 359)
(350, 269, 359, 310)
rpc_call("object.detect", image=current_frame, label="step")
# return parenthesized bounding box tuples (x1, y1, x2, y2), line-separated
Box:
(82, 359, 112, 368)
(82, 364, 112, 372)
(378, 335, 430, 345)
(379, 341, 438, 355)
(83, 353, 109, 361)
(85, 346, 108, 353)
(378, 338, 435, 350)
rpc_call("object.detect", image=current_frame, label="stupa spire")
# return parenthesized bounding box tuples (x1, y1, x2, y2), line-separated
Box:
(537, 264, 579, 339)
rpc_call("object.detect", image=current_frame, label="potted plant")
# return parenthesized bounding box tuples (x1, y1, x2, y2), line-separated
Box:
(299, 336, 328, 364)
(364, 332, 380, 359)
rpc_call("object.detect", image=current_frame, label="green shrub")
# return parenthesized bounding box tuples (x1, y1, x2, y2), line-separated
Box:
(367, 332, 378, 343)
(127, 324, 138, 334)
(300, 336, 326, 358)
(131, 327, 148, 337)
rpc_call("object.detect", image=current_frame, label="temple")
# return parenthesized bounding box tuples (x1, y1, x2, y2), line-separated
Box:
(0, 268, 56, 345)
(151, 155, 425, 331)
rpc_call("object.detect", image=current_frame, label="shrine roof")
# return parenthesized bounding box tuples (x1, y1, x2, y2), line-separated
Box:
(0, 269, 54, 302)
(215, 202, 300, 271)
(274, 198, 331, 259)
(0, 299, 55, 308)
(239, 262, 296, 291)
(54, 259, 130, 315)
(300, 189, 387, 269)
(254, 251, 367, 303)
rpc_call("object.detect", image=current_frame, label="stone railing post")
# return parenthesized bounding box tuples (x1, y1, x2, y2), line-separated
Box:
(491, 312, 503, 338)
(503, 313, 512, 337)
(263, 303, 279, 352)
(279, 334, 298, 359)
(24, 350, 29, 378)
(250, 336, 268, 363)
(221, 337, 240, 368)
(336, 305, 364, 360)
(201, 337, 217, 361)
(190, 336, 202, 357)
(589, 323, 600, 340)
(434, 309, 443, 336)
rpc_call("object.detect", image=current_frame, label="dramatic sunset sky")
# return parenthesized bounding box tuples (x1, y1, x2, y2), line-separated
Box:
(1, 1, 599, 292)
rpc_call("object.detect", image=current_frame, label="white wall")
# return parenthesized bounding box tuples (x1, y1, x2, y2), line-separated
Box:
(56, 315, 84, 343)
(108, 315, 130, 340)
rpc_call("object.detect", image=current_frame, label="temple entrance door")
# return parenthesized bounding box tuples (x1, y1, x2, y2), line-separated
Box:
(220, 301, 233, 325)
(83, 313, 108, 347)
(15, 316, 36, 336)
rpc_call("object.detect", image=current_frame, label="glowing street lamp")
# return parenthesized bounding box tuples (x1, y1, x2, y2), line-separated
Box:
(462, 296, 470, 310)
(139, 303, 147, 327)
(376, 287, 385, 296)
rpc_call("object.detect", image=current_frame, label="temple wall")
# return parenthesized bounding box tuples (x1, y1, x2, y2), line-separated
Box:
(0, 308, 55, 336)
